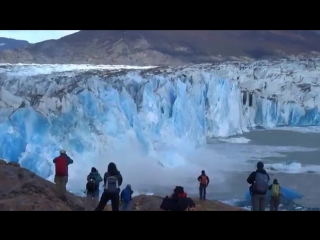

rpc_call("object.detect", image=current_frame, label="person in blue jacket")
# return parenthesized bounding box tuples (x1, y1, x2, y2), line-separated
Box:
(86, 167, 103, 210)
(120, 184, 134, 211)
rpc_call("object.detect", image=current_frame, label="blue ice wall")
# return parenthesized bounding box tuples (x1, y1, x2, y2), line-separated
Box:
(0, 69, 319, 178)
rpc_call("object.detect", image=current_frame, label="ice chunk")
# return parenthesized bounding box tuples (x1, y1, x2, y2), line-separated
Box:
(219, 137, 251, 144)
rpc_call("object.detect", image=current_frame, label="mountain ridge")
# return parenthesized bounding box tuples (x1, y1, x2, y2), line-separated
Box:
(0, 37, 29, 51)
(0, 30, 320, 65)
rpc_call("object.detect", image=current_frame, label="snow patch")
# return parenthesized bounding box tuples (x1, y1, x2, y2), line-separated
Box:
(0, 63, 157, 77)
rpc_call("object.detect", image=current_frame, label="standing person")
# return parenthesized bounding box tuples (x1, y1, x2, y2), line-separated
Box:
(269, 179, 281, 211)
(53, 149, 74, 197)
(94, 162, 123, 211)
(247, 161, 270, 211)
(86, 167, 103, 211)
(197, 170, 209, 200)
(120, 184, 134, 211)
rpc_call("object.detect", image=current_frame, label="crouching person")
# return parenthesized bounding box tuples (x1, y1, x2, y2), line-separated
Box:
(121, 184, 134, 211)
(160, 186, 195, 211)
(86, 167, 103, 211)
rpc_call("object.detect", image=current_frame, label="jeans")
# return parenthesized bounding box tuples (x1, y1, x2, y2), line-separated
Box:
(121, 201, 132, 211)
(86, 190, 99, 211)
(199, 185, 207, 200)
(95, 190, 120, 211)
(251, 194, 266, 211)
(270, 196, 280, 211)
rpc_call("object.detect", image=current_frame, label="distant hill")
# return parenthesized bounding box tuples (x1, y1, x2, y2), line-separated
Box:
(0, 30, 320, 65)
(0, 37, 29, 51)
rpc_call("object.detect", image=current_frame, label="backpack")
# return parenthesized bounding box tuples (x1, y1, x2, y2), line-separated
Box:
(200, 175, 207, 185)
(105, 176, 119, 192)
(86, 179, 96, 193)
(271, 184, 280, 198)
(55, 155, 68, 176)
(252, 172, 269, 194)
(160, 196, 172, 211)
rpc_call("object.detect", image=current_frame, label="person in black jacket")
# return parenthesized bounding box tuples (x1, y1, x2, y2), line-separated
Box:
(247, 161, 270, 211)
(94, 162, 123, 211)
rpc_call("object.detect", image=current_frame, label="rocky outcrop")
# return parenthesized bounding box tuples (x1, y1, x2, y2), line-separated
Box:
(0, 161, 85, 211)
(97, 195, 246, 211)
(1, 30, 320, 65)
(129, 195, 245, 211)
(104, 195, 245, 211)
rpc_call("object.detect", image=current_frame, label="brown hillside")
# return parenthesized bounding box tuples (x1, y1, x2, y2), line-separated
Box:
(0, 30, 319, 65)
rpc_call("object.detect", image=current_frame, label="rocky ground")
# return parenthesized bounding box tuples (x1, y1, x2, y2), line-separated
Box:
(129, 195, 244, 211)
(0, 160, 85, 211)
(0, 161, 244, 211)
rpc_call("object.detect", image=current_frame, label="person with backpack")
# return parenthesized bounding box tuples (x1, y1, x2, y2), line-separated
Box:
(85, 167, 103, 211)
(269, 179, 281, 211)
(53, 149, 74, 197)
(247, 161, 270, 211)
(197, 170, 209, 200)
(160, 186, 195, 211)
(94, 162, 123, 211)
(120, 184, 134, 211)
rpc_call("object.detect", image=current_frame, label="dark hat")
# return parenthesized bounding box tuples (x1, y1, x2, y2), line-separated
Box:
(173, 186, 184, 194)
(257, 161, 264, 169)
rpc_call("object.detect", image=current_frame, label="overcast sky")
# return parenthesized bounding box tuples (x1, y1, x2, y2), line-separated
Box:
(0, 30, 80, 43)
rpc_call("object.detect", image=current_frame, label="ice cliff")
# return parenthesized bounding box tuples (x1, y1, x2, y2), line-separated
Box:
(0, 59, 320, 179)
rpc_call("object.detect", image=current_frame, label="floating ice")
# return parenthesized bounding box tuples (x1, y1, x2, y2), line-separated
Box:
(265, 161, 320, 174)
(218, 137, 251, 144)
(274, 126, 320, 134)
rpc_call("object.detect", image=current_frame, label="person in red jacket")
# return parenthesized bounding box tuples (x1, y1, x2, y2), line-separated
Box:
(53, 149, 74, 197)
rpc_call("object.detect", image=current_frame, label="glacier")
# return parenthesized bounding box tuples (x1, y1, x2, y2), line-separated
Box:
(0, 59, 320, 188)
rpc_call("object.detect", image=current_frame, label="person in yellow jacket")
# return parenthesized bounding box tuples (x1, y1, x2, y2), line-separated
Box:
(268, 179, 281, 211)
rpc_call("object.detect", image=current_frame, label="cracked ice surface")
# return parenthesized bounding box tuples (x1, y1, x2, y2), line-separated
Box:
(0, 58, 320, 181)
